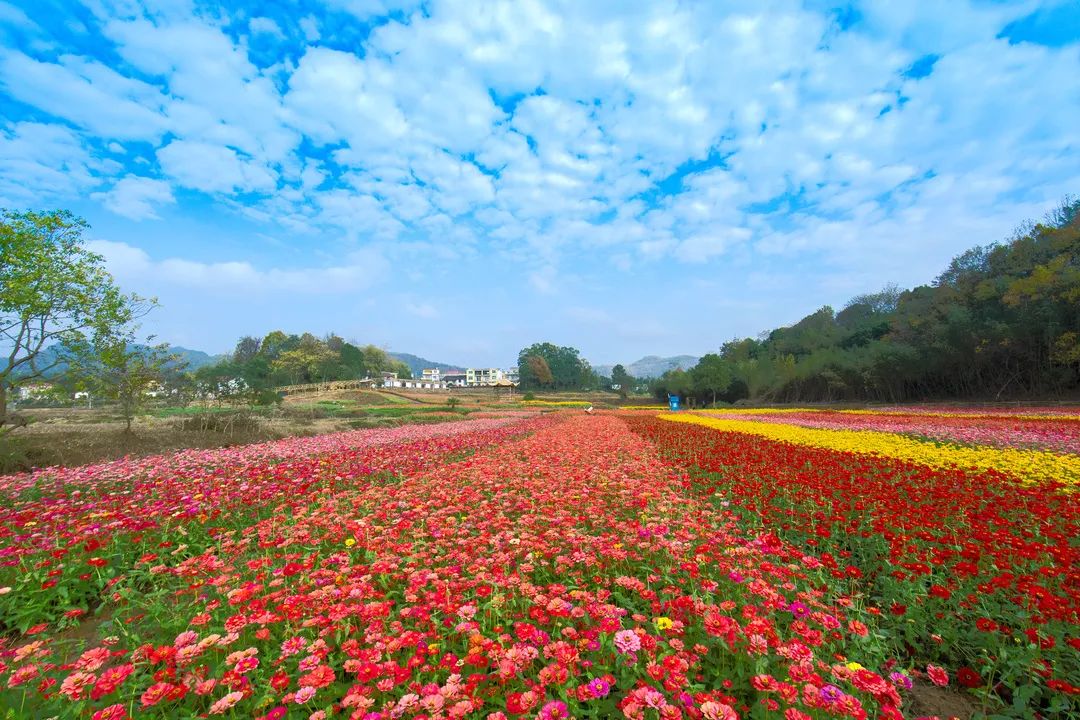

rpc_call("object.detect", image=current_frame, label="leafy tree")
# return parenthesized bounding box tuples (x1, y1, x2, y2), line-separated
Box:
(93, 341, 176, 433)
(259, 330, 294, 361)
(611, 364, 634, 399)
(517, 343, 590, 390)
(194, 362, 249, 404)
(525, 355, 554, 387)
(691, 353, 732, 406)
(67, 304, 179, 432)
(670, 195, 1080, 403)
(1, 210, 146, 431)
(339, 342, 368, 379)
(233, 336, 261, 364)
(272, 341, 337, 385)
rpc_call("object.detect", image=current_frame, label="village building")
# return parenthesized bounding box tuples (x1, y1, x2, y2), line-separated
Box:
(380, 372, 448, 390)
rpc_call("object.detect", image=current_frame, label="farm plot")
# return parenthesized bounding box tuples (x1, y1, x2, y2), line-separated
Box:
(2, 414, 916, 719)
(627, 408, 1079, 718)
(1, 408, 1076, 719)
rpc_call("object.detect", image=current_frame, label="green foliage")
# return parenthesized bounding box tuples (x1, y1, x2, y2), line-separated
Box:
(193, 331, 410, 397)
(610, 363, 634, 398)
(655, 197, 1080, 403)
(517, 342, 598, 390)
(91, 342, 173, 432)
(0, 209, 145, 430)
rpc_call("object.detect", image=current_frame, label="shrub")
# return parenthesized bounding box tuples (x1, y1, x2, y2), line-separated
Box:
(177, 411, 260, 435)
(0, 435, 31, 474)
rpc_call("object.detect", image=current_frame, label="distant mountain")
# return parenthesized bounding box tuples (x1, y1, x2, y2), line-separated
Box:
(14, 343, 224, 378)
(169, 347, 225, 370)
(594, 355, 700, 380)
(389, 352, 461, 376)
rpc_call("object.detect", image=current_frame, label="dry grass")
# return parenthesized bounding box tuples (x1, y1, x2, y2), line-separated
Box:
(0, 395, 529, 474)
(2, 410, 346, 473)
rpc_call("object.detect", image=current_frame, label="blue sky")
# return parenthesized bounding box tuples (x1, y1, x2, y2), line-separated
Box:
(1, 0, 1077, 367)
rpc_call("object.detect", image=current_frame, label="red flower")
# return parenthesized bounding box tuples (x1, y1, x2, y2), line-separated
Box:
(91, 705, 128, 720)
(956, 667, 981, 689)
(926, 664, 949, 687)
(298, 665, 334, 689)
(928, 584, 952, 600)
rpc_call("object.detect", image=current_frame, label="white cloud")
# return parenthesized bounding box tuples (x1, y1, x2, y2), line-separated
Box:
(157, 140, 277, 193)
(676, 228, 754, 263)
(0, 122, 101, 204)
(91, 175, 175, 220)
(0, 50, 168, 141)
(0, 0, 1074, 303)
(87, 239, 390, 294)
(248, 17, 284, 38)
(298, 16, 320, 42)
(0, 1, 39, 32)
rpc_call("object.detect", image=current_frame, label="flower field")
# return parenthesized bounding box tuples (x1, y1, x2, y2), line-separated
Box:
(698, 409, 1080, 456)
(627, 408, 1080, 718)
(0, 407, 1077, 719)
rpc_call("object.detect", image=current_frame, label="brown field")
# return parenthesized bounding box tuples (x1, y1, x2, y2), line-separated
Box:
(1, 388, 644, 474)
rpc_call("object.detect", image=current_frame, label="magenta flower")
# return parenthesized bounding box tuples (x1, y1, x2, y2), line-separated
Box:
(588, 678, 611, 698)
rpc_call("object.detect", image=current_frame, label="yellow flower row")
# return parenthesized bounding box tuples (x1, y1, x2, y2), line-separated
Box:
(836, 409, 1080, 421)
(695, 407, 1080, 422)
(659, 414, 1080, 486)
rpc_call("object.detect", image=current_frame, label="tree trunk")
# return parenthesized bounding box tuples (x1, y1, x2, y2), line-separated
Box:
(0, 382, 7, 427)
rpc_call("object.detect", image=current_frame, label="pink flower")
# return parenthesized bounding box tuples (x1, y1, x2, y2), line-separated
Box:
(613, 629, 641, 654)
(539, 700, 569, 720)
(209, 691, 244, 715)
(700, 702, 738, 720)
(927, 664, 949, 687)
(141, 682, 174, 707)
(59, 671, 96, 700)
(174, 630, 198, 648)
(91, 705, 128, 720)
(295, 686, 317, 704)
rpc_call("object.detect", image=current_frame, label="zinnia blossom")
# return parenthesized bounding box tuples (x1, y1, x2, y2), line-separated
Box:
(613, 629, 641, 654)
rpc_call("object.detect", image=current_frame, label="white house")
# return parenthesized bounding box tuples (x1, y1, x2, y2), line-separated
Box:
(442, 371, 468, 387)
(381, 372, 448, 390)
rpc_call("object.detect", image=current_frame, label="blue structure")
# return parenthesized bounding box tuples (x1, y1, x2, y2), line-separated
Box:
(668, 394, 680, 411)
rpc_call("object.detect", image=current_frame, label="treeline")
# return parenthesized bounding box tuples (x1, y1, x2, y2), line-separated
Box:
(192, 331, 411, 402)
(654, 197, 1080, 405)
(517, 342, 603, 390)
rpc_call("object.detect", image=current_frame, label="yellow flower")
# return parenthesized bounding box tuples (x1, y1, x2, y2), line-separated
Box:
(344, 538, 356, 548)
(846, 662, 864, 671)
(428, 643, 439, 653)
(655, 617, 673, 631)
(659, 414, 1079, 486)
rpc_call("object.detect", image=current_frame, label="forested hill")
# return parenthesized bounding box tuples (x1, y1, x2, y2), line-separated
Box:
(389, 353, 459, 376)
(653, 198, 1080, 404)
(16, 344, 220, 378)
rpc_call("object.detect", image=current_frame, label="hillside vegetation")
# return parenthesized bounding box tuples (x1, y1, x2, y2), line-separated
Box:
(654, 198, 1080, 404)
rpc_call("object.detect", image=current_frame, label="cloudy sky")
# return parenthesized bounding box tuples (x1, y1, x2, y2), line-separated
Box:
(1, 0, 1077, 366)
